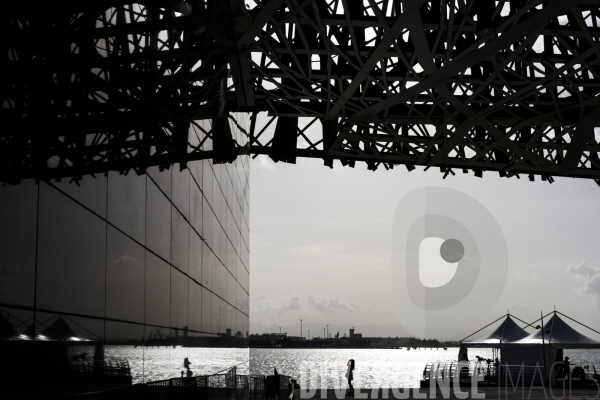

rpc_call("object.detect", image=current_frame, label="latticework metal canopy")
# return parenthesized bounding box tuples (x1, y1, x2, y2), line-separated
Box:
(2, 0, 600, 183)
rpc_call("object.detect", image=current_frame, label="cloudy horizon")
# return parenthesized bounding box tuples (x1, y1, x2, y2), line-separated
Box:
(249, 154, 600, 341)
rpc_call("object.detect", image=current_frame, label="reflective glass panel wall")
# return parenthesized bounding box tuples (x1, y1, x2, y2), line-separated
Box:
(0, 115, 250, 397)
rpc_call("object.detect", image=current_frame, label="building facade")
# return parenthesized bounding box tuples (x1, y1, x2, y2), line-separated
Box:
(0, 116, 250, 395)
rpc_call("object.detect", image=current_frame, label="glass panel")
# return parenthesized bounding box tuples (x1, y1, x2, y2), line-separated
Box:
(1, 307, 35, 397)
(106, 226, 145, 324)
(144, 252, 170, 327)
(202, 161, 213, 209)
(236, 310, 242, 341)
(147, 166, 172, 199)
(107, 171, 146, 244)
(190, 180, 203, 236)
(52, 175, 107, 218)
(172, 167, 190, 219)
(105, 321, 144, 384)
(0, 181, 37, 307)
(146, 178, 171, 261)
(189, 231, 202, 283)
(201, 242, 214, 291)
(219, 298, 227, 335)
(226, 239, 234, 276)
(212, 182, 221, 230)
(34, 312, 105, 394)
(202, 197, 213, 248)
(188, 282, 202, 334)
(201, 287, 212, 334)
(211, 293, 221, 336)
(214, 261, 223, 299)
(188, 160, 203, 192)
(37, 184, 106, 317)
(170, 269, 188, 331)
(226, 303, 234, 347)
(143, 326, 174, 382)
(171, 209, 189, 274)
(228, 273, 235, 307)
(226, 177, 234, 215)
(213, 216, 222, 264)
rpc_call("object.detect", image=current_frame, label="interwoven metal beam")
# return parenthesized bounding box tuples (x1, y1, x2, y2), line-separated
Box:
(2, 0, 600, 183)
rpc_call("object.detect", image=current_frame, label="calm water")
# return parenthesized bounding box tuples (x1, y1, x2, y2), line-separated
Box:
(249, 348, 600, 389)
(250, 347, 488, 389)
(73, 346, 250, 383)
(72, 346, 600, 387)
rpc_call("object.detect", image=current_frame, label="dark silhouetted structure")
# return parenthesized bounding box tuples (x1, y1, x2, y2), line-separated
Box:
(2, 1, 600, 183)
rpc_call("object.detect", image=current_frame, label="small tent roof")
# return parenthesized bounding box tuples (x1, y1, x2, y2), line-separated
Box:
(42, 316, 87, 341)
(0, 313, 22, 339)
(506, 313, 600, 349)
(463, 315, 529, 348)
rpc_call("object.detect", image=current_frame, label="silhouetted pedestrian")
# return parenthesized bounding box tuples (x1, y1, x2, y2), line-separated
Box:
(345, 359, 355, 396)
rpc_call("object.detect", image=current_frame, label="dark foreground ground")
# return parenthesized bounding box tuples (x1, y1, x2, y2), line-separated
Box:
(294, 387, 600, 399)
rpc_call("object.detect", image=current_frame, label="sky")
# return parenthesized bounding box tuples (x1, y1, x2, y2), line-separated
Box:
(248, 141, 600, 341)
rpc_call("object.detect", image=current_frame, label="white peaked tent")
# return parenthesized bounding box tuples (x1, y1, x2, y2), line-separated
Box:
(505, 313, 600, 349)
(500, 312, 600, 384)
(461, 312, 600, 384)
(463, 315, 530, 348)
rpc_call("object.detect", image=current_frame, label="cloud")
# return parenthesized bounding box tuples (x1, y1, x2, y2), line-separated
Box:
(567, 260, 600, 280)
(283, 295, 302, 310)
(250, 295, 281, 312)
(250, 294, 304, 314)
(109, 254, 142, 268)
(307, 293, 365, 314)
(250, 155, 276, 170)
(509, 299, 538, 312)
(250, 293, 377, 315)
(566, 260, 600, 295)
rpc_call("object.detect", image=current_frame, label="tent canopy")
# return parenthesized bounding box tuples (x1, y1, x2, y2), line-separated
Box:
(504, 313, 600, 349)
(0, 313, 22, 339)
(42, 316, 88, 341)
(463, 315, 530, 348)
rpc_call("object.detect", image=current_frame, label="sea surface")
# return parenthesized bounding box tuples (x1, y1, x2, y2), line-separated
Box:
(72, 345, 250, 383)
(250, 348, 600, 388)
(72, 346, 600, 387)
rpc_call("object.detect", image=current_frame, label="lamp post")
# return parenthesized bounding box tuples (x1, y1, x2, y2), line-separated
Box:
(279, 327, 281, 335)
(327, 324, 329, 339)
(308, 330, 310, 340)
(300, 319, 303, 338)
(323, 327, 325, 339)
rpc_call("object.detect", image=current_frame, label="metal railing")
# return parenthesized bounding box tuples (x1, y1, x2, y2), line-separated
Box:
(66, 366, 304, 399)
(423, 362, 600, 386)
(423, 361, 527, 384)
(69, 366, 244, 399)
(249, 375, 265, 400)
(69, 358, 131, 377)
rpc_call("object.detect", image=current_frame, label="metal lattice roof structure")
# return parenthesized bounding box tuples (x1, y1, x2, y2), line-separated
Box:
(2, 0, 600, 183)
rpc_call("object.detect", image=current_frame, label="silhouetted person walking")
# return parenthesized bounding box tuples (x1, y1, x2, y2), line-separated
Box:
(345, 359, 355, 396)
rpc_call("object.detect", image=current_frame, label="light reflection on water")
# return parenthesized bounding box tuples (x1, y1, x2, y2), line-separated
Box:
(72, 346, 249, 384)
(69, 346, 600, 387)
(249, 348, 600, 389)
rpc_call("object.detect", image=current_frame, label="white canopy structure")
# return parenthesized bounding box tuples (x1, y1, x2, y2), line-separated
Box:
(503, 313, 600, 349)
(461, 312, 600, 384)
(463, 315, 530, 348)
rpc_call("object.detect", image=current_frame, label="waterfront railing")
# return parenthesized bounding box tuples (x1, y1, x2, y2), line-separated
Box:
(69, 366, 245, 399)
(423, 361, 600, 387)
